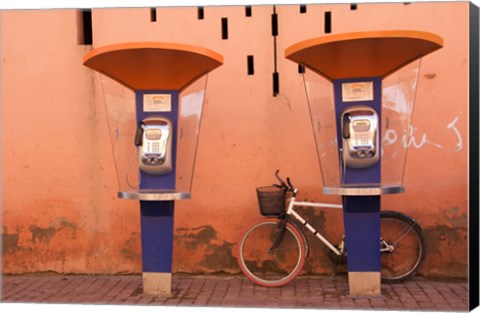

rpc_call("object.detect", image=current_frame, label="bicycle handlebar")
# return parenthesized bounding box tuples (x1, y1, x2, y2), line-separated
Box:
(274, 169, 297, 194)
(286, 177, 294, 190)
(274, 170, 286, 187)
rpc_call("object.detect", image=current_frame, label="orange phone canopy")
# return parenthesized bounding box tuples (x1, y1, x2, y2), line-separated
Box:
(83, 42, 223, 91)
(285, 30, 443, 81)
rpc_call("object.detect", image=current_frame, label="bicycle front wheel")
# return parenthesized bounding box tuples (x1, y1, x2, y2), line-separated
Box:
(380, 210, 426, 283)
(237, 218, 306, 287)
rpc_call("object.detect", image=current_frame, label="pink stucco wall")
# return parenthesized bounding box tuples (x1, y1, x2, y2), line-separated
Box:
(1, 2, 472, 278)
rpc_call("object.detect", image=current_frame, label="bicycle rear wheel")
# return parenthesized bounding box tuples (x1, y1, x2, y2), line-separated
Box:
(380, 210, 426, 283)
(237, 218, 306, 287)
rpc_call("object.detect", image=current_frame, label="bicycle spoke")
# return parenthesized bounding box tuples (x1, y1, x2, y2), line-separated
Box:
(390, 222, 417, 247)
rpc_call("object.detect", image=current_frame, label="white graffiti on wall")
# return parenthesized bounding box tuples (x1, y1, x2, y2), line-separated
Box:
(447, 115, 463, 152)
(382, 112, 463, 153)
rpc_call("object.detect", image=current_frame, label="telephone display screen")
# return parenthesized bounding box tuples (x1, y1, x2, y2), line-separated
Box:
(145, 129, 162, 140)
(352, 120, 370, 132)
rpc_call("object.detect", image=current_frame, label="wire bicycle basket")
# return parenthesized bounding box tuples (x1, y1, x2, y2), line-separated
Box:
(256, 186, 286, 216)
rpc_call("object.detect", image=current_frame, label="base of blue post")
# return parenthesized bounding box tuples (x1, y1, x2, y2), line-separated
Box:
(348, 272, 381, 296)
(143, 272, 172, 295)
(343, 195, 381, 296)
(140, 200, 175, 295)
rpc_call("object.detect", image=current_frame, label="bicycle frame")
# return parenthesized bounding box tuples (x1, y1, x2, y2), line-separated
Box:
(284, 195, 344, 256)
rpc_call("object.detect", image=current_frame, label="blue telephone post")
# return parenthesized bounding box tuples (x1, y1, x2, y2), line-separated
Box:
(286, 31, 443, 295)
(83, 42, 223, 295)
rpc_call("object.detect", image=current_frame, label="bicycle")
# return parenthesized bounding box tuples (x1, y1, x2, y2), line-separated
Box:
(236, 170, 426, 287)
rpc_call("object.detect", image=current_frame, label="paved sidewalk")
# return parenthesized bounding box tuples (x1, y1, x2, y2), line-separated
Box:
(1, 274, 469, 311)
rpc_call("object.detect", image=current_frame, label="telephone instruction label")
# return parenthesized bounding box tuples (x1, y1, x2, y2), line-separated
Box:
(143, 94, 172, 112)
(342, 82, 373, 102)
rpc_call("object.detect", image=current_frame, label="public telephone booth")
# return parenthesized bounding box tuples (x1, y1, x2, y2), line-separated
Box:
(286, 30, 443, 295)
(83, 42, 223, 295)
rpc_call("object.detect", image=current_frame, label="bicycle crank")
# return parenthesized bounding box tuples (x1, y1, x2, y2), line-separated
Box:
(381, 240, 395, 253)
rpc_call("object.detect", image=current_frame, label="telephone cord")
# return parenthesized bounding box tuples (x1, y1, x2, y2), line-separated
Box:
(126, 149, 140, 189)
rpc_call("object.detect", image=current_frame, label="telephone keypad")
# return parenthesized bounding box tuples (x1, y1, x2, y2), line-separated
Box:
(146, 141, 162, 153)
(354, 132, 371, 146)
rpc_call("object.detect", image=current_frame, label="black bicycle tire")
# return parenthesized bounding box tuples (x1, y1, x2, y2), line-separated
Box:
(380, 210, 426, 283)
(237, 218, 307, 287)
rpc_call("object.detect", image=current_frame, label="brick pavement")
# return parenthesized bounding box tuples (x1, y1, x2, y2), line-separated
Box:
(0, 274, 470, 311)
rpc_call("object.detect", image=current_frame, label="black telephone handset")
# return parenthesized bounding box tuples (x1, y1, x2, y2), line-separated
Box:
(342, 114, 351, 140)
(134, 122, 144, 147)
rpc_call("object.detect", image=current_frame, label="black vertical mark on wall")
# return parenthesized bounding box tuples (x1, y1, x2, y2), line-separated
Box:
(247, 55, 255, 75)
(245, 6, 252, 17)
(198, 7, 204, 20)
(81, 9, 93, 45)
(350, 4, 358, 10)
(468, 3, 479, 310)
(271, 10, 278, 36)
(298, 64, 305, 74)
(273, 73, 280, 96)
(150, 8, 157, 22)
(300, 5, 307, 14)
(221, 17, 229, 39)
(272, 6, 279, 96)
(324, 11, 332, 34)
